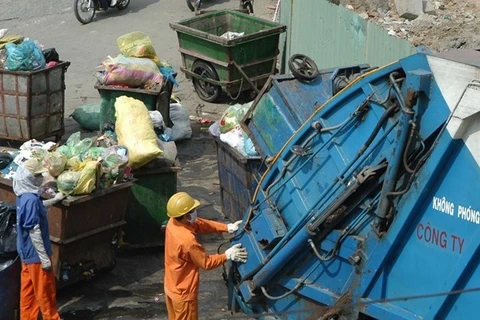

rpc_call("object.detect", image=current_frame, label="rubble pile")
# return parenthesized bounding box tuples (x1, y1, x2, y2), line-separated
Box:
(340, 0, 480, 52)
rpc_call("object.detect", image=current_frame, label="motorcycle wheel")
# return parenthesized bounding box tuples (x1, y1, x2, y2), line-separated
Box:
(242, 0, 254, 14)
(186, 0, 202, 11)
(74, 0, 95, 24)
(116, 0, 130, 10)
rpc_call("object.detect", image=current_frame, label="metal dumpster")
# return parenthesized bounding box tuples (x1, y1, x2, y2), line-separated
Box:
(170, 10, 286, 102)
(95, 77, 175, 130)
(241, 64, 371, 158)
(0, 176, 134, 288)
(214, 137, 263, 222)
(0, 62, 70, 142)
(0, 255, 20, 320)
(123, 166, 181, 248)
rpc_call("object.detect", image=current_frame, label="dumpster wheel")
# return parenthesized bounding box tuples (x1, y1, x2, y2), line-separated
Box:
(288, 54, 319, 82)
(192, 60, 221, 103)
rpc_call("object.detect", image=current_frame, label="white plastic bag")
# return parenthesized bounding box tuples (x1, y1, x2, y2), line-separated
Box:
(149, 110, 165, 128)
(220, 127, 245, 154)
(169, 103, 192, 141)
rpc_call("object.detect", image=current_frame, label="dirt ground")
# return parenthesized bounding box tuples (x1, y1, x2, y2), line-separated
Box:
(338, 0, 480, 52)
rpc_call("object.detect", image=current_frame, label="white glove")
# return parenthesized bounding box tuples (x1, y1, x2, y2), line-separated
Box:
(43, 192, 65, 208)
(227, 220, 242, 233)
(29, 224, 52, 271)
(225, 243, 248, 263)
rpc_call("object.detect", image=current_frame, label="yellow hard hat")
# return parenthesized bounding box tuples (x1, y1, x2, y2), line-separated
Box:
(167, 192, 200, 218)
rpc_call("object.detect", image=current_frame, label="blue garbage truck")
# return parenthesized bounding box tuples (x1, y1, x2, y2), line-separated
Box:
(226, 51, 480, 319)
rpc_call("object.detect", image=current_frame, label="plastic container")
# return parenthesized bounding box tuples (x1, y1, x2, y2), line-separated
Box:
(123, 166, 181, 247)
(214, 137, 263, 222)
(0, 62, 70, 141)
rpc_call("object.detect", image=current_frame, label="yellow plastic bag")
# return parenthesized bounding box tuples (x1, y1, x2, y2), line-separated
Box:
(65, 156, 86, 171)
(115, 96, 163, 168)
(71, 161, 98, 195)
(116, 32, 161, 66)
(45, 151, 67, 177)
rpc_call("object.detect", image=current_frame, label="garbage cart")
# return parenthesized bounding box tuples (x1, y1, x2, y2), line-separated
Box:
(0, 62, 70, 142)
(170, 10, 286, 102)
(0, 176, 134, 288)
(214, 137, 263, 222)
(95, 75, 175, 130)
(123, 166, 181, 248)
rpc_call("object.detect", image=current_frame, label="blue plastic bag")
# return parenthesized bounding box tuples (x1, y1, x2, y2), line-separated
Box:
(160, 66, 179, 87)
(5, 40, 46, 71)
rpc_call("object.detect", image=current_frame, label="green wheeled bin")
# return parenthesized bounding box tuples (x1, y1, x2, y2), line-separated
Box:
(170, 10, 286, 102)
(123, 166, 182, 248)
(94, 76, 175, 130)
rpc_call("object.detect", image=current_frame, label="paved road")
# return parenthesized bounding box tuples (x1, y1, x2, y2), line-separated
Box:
(2, 0, 275, 319)
(1, 0, 275, 114)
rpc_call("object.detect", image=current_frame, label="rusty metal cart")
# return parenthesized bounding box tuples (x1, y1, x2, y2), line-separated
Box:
(0, 62, 70, 142)
(170, 10, 286, 102)
(0, 177, 134, 288)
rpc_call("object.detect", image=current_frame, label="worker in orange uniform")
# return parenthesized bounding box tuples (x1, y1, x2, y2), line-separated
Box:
(13, 158, 65, 320)
(164, 191, 247, 320)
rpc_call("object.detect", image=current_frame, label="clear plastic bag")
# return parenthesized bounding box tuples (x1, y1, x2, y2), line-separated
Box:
(82, 147, 106, 162)
(57, 145, 73, 159)
(102, 146, 129, 170)
(219, 102, 252, 134)
(65, 132, 94, 156)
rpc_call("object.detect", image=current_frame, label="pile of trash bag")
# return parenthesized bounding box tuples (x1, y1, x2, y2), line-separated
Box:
(96, 31, 176, 89)
(0, 201, 17, 260)
(0, 29, 62, 71)
(1, 95, 180, 196)
(0, 133, 131, 196)
(209, 102, 258, 157)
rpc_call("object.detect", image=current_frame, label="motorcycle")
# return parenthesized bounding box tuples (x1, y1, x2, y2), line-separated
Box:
(186, 0, 253, 14)
(74, 0, 130, 24)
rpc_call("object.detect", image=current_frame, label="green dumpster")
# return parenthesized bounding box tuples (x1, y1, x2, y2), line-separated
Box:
(95, 79, 175, 130)
(123, 166, 182, 247)
(170, 10, 286, 102)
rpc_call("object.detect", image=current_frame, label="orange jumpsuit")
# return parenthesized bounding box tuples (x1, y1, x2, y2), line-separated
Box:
(164, 217, 228, 320)
(20, 261, 60, 320)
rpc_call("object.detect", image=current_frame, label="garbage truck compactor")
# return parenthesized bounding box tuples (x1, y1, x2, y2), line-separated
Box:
(225, 52, 480, 320)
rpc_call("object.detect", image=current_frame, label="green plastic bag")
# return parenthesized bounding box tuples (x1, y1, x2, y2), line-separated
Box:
(71, 104, 101, 131)
(66, 132, 94, 156)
